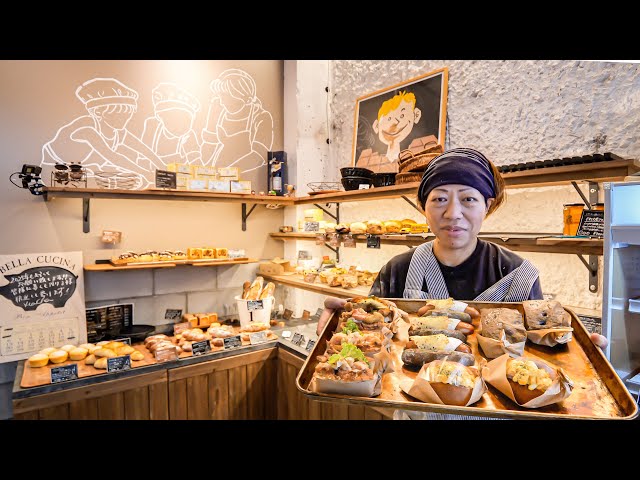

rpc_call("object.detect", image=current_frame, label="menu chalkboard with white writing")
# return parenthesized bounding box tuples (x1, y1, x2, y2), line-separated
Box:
(0, 266, 78, 311)
(155, 170, 177, 189)
(86, 303, 133, 343)
(576, 210, 605, 238)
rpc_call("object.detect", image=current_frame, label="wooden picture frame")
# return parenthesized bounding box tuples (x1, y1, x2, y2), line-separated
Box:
(351, 67, 448, 173)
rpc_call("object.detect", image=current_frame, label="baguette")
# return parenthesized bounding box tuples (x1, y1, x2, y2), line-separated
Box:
(245, 277, 264, 300)
(259, 281, 275, 299)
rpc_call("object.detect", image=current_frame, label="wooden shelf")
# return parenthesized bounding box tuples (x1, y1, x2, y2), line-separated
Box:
(271, 232, 604, 255)
(261, 273, 370, 299)
(295, 182, 421, 205)
(43, 187, 296, 205)
(84, 259, 257, 271)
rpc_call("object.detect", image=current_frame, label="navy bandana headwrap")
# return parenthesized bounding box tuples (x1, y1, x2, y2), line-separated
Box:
(417, 148, 496, 207)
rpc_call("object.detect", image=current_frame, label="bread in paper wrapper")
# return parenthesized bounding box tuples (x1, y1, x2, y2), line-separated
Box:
(482, 353, 573, 408)
(477, 307, 527, 358)
(341, 296, 404, 339)
(325, 328, 391, 357)
(312, 344, 394, 397)
(401, 359, 487, 406)
(522, 300, 573, 347)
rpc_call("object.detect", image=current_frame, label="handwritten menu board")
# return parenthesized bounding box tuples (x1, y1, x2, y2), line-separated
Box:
(0, 251, 86, 363)
(85, 303, 133, 344)
(576, 210, 605, 238)
(155, 170, 177, 189)
(50, 364, 78, 384)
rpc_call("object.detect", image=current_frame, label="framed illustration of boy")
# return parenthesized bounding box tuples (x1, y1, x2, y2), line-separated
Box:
(351, 67, 448, 173)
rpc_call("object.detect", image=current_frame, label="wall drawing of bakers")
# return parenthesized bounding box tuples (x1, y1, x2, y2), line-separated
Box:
(40, 69, 274, 190)
(200, 69, 274, 173)
(41, 78, 165, 189)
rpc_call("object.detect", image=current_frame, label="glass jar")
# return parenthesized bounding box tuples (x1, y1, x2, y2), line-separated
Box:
(563, 203, 585, 236)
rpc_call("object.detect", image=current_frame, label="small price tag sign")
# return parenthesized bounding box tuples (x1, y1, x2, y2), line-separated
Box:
(305, 339, 316, 352)
(165, 309, 183, 321)
(315, 234, 326, 245)
(223, 335, 243, 349)
(107, 355, 131, 373)
(155, 169, 177, 189)
(304, 222, 320, 232)
(247, 300, 264, 311)
(366, 235, 381, 249)
(283, 309, 293, 320)
(358, 184, 371, 190)
(173, 322, 191, 335)
(249, 331, 269, 345)
(191, 340, 212, 356)
(112, 337, 132, 345)
(291, 332, 305, 347)
(155, 346, 178, 363)
(342, 234, 356, 248)
(50, 364, 78, 384)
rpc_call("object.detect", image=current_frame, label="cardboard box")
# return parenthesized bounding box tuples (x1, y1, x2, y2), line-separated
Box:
(193, 165, 217, 177)
(218, 167, 239, 181)
(188, 179, 208, 191)
(167, 163, 194, 175)
(176, 173, 192, 188)
(258, 258, 296, 276)
(230, 180, 252, 194)
(208, 180, 231, 193)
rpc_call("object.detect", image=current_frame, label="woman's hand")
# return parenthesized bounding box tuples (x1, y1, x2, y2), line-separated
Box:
(590, 333, 608, 350)
(316, 297, 347, 336)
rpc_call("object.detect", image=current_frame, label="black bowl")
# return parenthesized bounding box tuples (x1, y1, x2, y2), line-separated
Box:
(340, 167, 373, 178)
(341, 176, 371, 191)
(371, 172, 397, 187)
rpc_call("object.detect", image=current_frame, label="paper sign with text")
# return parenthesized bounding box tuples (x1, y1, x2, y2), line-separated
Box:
(0, 251, 86, 364)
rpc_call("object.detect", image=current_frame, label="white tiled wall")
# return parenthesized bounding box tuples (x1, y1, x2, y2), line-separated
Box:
(85, 270, 154, 301)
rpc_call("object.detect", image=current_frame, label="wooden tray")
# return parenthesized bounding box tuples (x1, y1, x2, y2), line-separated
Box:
(20, 344, 156, 388)
(296, 299, 639, 419)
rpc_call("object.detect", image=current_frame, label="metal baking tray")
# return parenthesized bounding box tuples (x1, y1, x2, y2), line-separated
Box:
(296, 299, 638, 419)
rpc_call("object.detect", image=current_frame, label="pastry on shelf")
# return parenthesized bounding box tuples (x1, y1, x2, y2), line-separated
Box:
(202, 247, 215, 259)
(324, 222, 337, 233)
(187, 247, 203, 260)
(335, 223, 350, 234)
(158, 250, 174, 261)
(349, 222, 367, 235)
(216, 248, 229, 260)
(366, 220, 385, 235)
(383, 220, 402, 233)
(138, 251, 158, 262)
(111, 251, 139, 265)
(172, 250, 187, 261)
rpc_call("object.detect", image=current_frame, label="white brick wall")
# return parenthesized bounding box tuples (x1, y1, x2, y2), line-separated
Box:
(85, 270, 153, 302)
(154, 266, 217, 294)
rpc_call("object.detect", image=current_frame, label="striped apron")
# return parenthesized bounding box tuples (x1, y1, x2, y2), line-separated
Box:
(399, 241, 539, 420)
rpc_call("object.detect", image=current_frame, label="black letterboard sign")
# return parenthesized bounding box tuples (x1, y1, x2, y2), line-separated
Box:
(0, 266, 78, 311)
(249, 331, 268, 345)
(191, 340, 211, 356)
(223, 335, 242, 349)
(576, 210, 605, 238)
(50, 364, 78, 384)
(155, 170, 177, 189)
(247, 300, 264, 311)
(165, 309, 183, 321)
(107, 355, 131, 373)
(305, 339, 316, 352)
(366, 234, 381, 249)
(291, 332, 305, 347)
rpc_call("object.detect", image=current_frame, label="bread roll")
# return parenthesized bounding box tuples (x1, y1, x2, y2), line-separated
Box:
(79, 343, 95, 351)
(85, 354, 96, 365)
(349, 222, 367, 234)
(507, 358, 554, 404)
(48, 350, 68, 364)
(422, 360, 478, 406)
(324, 222, 337, 233)
(383, 220, 401, 233)
(28, 353, 49, 368)
(60, 344, 76, 352)
(130, 350, 144, 361)
(522, 300, 571, 330)
(105, 341, 125, 351)
(69, 347, 88, 361)
(39, 347, 57, 356)
(96, 341, 109, 346)
(366, 220, 384, 235)
(94, 357, 108, 369)
(116, 345, 135, 356)
(94, 348, 117, 358)
(480, 308, 526, 343)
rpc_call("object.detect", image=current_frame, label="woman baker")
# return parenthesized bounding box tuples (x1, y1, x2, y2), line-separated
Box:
(317, 148, 608, 350)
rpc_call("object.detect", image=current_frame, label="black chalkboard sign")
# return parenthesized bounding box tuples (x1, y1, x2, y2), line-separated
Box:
(86, 303, 133, 343)
(576, 210, 605, 238)
(247, 300, 264, 311)
(366, 235, 381, 249)
(107, 355, 131, 373)
(0, 266, 78, 311)
(191, 340, 212, 356)
(305, 339, 316, 352)
(165, 309, 183, 321)
(155, 170, 177, 189)
(50, 364, 78, 384)
(223, 335, 242, 349)
(291, 332, 305, 347)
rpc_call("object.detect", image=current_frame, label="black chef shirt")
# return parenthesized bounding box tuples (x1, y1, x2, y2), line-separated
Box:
(369, 239, 543, 301)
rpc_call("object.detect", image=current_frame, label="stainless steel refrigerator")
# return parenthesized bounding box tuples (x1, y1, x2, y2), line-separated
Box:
(602, 180, 640, 401)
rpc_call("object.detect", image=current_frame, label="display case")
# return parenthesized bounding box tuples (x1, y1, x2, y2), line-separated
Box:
(602, 181, 640, 401)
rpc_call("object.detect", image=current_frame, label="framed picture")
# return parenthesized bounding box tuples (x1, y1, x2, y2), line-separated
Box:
(351, 67, 448, 173)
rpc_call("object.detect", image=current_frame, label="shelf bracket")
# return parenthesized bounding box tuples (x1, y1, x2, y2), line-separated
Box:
(241, 203, 258, 231)
(571, 181, 599, 209)
(83, 198, 90, 233)
(401, 195, 422, 214)
(324, 243, 340, 263)
(576, 254, 598, 293)
(313, 203, 339, 223)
